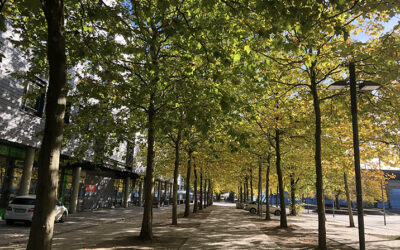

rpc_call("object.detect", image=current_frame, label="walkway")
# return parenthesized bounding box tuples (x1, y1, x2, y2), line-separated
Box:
(1, 202, 400, 249)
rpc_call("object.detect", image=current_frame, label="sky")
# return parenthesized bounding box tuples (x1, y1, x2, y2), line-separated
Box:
(351, 15, 400, 42)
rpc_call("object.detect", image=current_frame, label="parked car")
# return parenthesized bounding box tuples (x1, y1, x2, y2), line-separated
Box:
(243, 201, 257, 211)
(4, 195, 68, 225)
(236, 202, 244, 209)
(245, 203, 281, 216)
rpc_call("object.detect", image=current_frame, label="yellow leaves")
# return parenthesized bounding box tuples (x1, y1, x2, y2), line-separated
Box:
(244, 45, 251, 54)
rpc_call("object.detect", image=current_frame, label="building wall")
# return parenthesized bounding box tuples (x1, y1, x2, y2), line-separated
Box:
(0, 31, 44, 148)
(0, 28, 141, 208)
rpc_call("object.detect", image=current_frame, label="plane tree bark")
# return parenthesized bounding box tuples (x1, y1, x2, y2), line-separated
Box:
(310, 64, 326, 249)
(199, 167, 203, 210)
(171, 129, 182, 225)
(257, 158, 262, 215)
(27, 0, 67, 248)
(275, 128, 287, 228)
(265, 153, 271, 220)
(250, 168, 254, 202)
(290, 174, 298, 216)
(184, 149, 193, 217)
(344, 171, 355, 227)
(139, 93, 156, 240)
(193, 163, 198, 213)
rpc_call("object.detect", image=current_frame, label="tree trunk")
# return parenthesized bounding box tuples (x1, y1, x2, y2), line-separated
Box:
(199, 167, 203, 210)
(184, 150, 193, 217)
(322, 192, 326, 221)
(27, 1, 67, 248)
(344, 172, 355, 227)
(258, 159, 262, 215)
(139, 95, 156, 240)
(250, 168, 253, 202)
(335, 193, 340, 210)
(138, 180, 143, 207)
(290, 175, 297, 216)
(245, 177, 248, 202)
(238, 182, 242, 203)
(193, 163, 198, 213)
(270, 190, 273, 209)
(157, 180, 161, 207)
(208, 179, 212, 206)
(265, 153, 271, 220)
(172, 129, 181, 225)
(169, 183, 172, 204)
(163, 181, 167, 206)
(239, 184, 242, 203)
(275, 128, 287, 228)
(310, 71, 326, 249)
(0, 158, 15, 209)
(204, 178, 208, 207)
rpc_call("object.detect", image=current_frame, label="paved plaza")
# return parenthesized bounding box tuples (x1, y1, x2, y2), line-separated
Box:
(0, 202, 399, 249)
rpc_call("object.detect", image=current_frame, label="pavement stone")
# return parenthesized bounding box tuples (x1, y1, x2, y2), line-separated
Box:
(1, 202, 400, 249)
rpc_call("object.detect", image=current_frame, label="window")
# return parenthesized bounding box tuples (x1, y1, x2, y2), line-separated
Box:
(21, 81, 46, 117)
(11, 198, 36, 205)
(64, 102, 71, 124)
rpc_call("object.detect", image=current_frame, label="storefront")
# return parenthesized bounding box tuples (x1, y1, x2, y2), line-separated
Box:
(0, 143, 38, 198)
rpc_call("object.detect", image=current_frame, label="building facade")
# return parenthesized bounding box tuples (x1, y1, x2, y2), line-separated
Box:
(0, 30, 140, 213)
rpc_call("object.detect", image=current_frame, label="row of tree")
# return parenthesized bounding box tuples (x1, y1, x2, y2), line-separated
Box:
(1, 0, 399, 249)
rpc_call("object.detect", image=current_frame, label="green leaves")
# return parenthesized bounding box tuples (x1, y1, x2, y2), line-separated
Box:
(232, 53, 241, 62)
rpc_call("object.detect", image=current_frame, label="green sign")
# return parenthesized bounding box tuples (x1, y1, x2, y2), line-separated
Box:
(0, 145, 8, 156)
(10, 147, 26, 159)
(0, 144, 26, 159)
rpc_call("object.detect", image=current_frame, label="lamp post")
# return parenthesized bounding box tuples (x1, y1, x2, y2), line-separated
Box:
(328, 61, 380, 250)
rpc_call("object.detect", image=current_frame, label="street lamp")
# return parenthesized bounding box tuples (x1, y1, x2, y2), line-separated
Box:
(328, 61, 380, 250)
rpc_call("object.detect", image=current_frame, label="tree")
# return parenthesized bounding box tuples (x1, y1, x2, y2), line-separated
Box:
(26, 0, 67, 249)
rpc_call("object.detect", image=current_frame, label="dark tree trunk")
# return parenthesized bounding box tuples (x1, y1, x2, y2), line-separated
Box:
(163, 181, 167, 206)
(157, 180, 161, 207)
(240, 183, 243, 203)
(172, 129, 181, 225)
(204, 178, 208, 207)
(270, 190, 273, 209)
(27, 1, 67, 248)
(322, 192, 327, 221)
(169, 183, 172, 203)
(310, 70, 326, 249)
(250, 168, 253, 202)
(265, 153, 271, 220)
(276, 185, 279, 207)
(184, 150, 193, 217)
(275, 128, 287, 228)
(344, 172, 355, 227)
(138, 180, 143, 207)
(290, 175, 297, 216)
(193, 164, 198, 213)
(0, 158, 15, 209)
(139, 95, 156, 240)
(335, 193, 340, 210)
(208, 179, 212, 206)
(258, 159, 262, 215)
(245, 177, 248, 202)
(199, 167, 203, 210)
